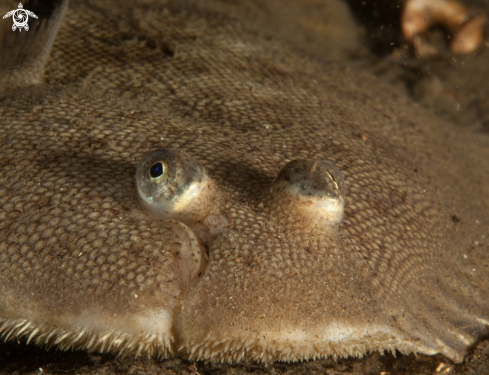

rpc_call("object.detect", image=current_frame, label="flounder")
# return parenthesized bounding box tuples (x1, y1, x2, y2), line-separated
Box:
(0, 0, 488, 367)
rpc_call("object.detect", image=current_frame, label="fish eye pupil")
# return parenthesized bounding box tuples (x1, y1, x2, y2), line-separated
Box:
(150, 162, 164, 178)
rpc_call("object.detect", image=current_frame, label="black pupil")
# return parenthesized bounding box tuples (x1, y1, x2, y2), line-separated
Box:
(150, 162, 163, 178)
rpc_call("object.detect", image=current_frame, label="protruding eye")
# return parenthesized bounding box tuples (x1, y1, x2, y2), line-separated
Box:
(149, 161, 166, 182)
(266, 159, 346, 229)
(136, 149, 221, 227)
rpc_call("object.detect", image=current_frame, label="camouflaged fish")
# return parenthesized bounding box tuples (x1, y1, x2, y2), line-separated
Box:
(0, 0, 488, 365)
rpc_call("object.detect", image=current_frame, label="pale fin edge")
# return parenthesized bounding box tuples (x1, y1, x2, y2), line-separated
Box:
(0, 317, 174, 358)
(180, 329, 461, 364)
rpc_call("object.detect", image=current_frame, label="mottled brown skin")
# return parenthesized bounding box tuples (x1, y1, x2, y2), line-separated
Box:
(0, 0, 488, 366)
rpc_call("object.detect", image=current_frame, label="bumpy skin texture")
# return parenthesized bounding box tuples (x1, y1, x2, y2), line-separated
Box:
(0, 0, 488, 365)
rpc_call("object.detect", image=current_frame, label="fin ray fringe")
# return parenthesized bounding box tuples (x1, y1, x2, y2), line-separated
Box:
(0, 318, 173, 358)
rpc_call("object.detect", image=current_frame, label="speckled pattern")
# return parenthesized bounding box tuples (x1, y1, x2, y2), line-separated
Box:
(0, 0, 488, 366)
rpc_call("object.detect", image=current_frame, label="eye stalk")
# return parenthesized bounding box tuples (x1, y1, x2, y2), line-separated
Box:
(266, 159, 346, 230)
(135, 149, 221, 227)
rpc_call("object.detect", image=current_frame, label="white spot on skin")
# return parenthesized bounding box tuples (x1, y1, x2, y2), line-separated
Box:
(204, 214, 229, 236)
